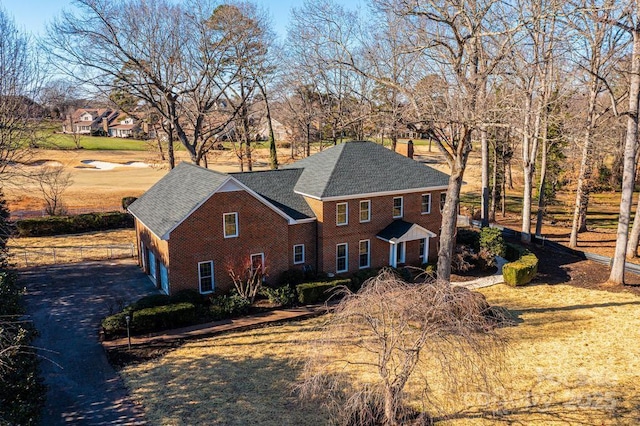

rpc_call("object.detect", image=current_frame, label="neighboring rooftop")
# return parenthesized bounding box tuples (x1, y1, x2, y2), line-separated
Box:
(284, 141, 450, 199)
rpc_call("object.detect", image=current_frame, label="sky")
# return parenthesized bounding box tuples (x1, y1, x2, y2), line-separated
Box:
(1, 0, 363, 39)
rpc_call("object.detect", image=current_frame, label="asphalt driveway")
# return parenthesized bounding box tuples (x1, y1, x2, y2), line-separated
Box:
(21, 259, 159, 425)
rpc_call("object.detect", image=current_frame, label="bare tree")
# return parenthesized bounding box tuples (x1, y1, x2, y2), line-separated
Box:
(46, 0, 248, 168)
(298, 270, 505, 425)
(609, 0, 640, 285)
(0, 7, 40, 179)
(226, 255, 265, 304)
(35, 165, 73, 216)
(568, 0, 627, 248)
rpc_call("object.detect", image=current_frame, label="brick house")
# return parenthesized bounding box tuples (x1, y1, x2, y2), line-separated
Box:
(128, 141, 450, 295)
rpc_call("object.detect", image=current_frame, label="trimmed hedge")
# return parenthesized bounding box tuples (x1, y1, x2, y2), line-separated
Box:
(296, 279, 350, 305)
(130, 303, 197, 334)
(503, 253, 538, 286)
(16, 211, 133, 237)
(505, 242, 528, 262)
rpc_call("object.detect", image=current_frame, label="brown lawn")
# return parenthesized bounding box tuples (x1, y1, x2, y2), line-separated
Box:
(120, 282, 640, 425)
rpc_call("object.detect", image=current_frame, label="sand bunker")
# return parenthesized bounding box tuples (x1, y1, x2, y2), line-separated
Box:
(80, 160, 149, 170)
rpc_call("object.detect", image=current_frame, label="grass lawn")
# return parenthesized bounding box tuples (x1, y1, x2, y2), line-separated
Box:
(121, 283, 640, 425)
(39, 133, 151, 151)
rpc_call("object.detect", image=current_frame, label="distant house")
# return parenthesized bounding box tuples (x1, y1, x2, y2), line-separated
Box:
(62, 108, 117, 135)
(107, 113, 141, 138)
(128, 141, 449, 295)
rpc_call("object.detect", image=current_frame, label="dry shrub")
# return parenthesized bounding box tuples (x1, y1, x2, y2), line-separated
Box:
(298, 269, 506, 425)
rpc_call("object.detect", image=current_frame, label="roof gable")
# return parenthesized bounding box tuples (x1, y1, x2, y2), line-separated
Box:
(284, 141, 450, 199)
(128, 162, 229, 239)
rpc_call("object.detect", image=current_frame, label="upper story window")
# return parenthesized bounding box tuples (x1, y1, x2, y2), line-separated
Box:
(440, 192, 447, 212)
(421, 194, 431, 214)
(360, 200, 371, 223)
(223, 212, 238, 238)
(393, 197, 403, 218)
(336, 202, 348, 226)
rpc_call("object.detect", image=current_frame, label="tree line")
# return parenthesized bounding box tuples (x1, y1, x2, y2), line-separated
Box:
(3, 0, 640, 284)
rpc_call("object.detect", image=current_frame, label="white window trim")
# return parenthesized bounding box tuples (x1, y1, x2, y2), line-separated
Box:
(223, 212, 239, 238)
(250, 253, 265, 273)
(198, 260, 215, 294)
(359, 200, 371, 223)
(336, 202, 348, 226)
(336, 243, 349, 273)
(293, 244, 305, 264)
(421, 193, 432, 215)
(393, 197, 404, 218)
(359, 239, 370, 269)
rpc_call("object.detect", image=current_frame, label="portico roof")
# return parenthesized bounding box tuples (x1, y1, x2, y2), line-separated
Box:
(376, 220, 437, 244)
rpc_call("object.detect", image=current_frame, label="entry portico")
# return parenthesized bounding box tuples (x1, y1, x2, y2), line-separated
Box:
(377, 220, 437, 268)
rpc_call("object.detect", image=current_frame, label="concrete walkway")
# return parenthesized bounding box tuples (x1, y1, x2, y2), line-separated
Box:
(102, 304, 330, 349)
(21, 259, 159, 425)
(452, 256, 507, 290)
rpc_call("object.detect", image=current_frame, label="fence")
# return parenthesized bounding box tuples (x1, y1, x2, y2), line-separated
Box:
(10, 243, 137, 268)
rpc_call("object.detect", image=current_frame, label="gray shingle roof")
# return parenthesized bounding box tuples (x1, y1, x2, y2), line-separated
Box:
(231, 169, 315, 220)
(283, 141, 450, 199)
(128, 162, 229, 238)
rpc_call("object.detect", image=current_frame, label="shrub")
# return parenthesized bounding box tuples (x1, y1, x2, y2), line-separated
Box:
(131, 303, 197, 334)
(208, 293, 251, 320)
(279, 269, 308, 286)
(121, 196, 138, 210)
(101, 312, 129, 336)
(505, 242, 528, 262)
(296, 279, 350, 305)
(503, 253, 538, 286)
(456, 229, 480, 251)
(170, 289, 205, 306)
(125, 294, 171, 313)
(479, 227, 506, 258)
(261, 285, 297, 307)
(350, 268, 380, 292)
(16, 211, 134, 237)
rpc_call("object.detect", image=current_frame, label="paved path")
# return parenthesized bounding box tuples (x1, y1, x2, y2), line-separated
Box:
(103, 304, 330, 349)
(452, 256, 508, 290)
(21, 259, 159, 425)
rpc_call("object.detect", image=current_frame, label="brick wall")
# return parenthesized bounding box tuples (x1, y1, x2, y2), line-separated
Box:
(136, 219, 169, 289)
(167, 190, 291, 294)
(317, 191, 443, 275)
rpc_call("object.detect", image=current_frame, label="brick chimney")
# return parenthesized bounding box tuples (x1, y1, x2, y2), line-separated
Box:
(397, 140, 414, 159)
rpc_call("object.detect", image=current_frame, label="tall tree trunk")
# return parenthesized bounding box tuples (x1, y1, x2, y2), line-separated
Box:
(490, 140, 497, 222)
(609, 28, 640, 285)
(535, 132, 548, 236)
(521, 89, 538, 243)
(625, 150, 640, 257)
(437, 128, 472, 283)
(481, 127, 489, 227)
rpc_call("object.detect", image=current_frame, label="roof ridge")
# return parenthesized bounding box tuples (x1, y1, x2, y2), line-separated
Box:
(320, 143, 348, 198)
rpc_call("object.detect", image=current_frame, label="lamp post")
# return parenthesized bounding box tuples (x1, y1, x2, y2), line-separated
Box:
(125, 315, 131, 350)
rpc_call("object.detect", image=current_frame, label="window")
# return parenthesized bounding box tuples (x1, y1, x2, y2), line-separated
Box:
(198, 261, 214, 293)
(359, 240, 370, 269)
(336, 202, 348, 226)
(393, 197, 403, 218)
(336, 243, 348, 273)
(359, 200, 371, 223)
(293, 244, 305, 264)
(421, 194, 431, 214)
(250, 253, 265, 273)
(223, 212, 238, 238)
(440, 193, 447, 212)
